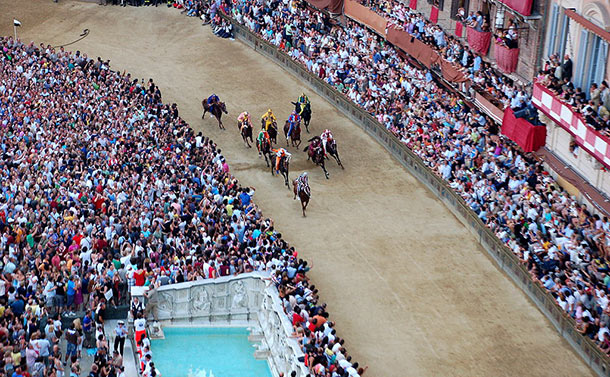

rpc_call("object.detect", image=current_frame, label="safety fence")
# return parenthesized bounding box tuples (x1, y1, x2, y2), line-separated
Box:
(227, 18, 610, 377)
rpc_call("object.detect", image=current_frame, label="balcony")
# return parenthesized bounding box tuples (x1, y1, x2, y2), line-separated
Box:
(532, 81, 610, 168)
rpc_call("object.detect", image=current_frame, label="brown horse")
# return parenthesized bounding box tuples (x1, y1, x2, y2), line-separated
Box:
(271, 154, 290, 187)
(283, 120, 301, 147)
(201, 100, 228, 129)
(257, 136, 272, 167)
(293, 178, 310, 217)
(303, 137, 329, 179)
(238, 120, 253, 148)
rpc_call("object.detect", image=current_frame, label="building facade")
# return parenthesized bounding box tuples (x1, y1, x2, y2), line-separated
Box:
(540, 0, 610, 195)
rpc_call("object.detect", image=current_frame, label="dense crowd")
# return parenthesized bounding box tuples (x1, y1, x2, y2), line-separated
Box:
(540, 53, 610, 134)
(356, 0, 522, 109)
(1, 18, 370, 377)
(158, 0, 610, 355)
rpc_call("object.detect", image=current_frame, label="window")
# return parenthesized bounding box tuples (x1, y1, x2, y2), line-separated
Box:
(575, 30, 609, 92)
(451, 0, 469, 21)
(427, 0, 444, 11)
(547, 4, 569, 57)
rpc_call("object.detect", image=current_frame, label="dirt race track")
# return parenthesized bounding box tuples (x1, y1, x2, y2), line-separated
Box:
(0, 1, 596, 376)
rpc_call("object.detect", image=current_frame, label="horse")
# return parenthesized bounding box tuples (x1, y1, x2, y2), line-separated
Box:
(325, 139, 344, 169)
(283, 120, 301, 148)
(271, 154, 290, 187)
(239, 120, 253, 148)
(201, 100, 228, 129)
(261, 119, 278, 145)
(293, 178, 310, 217)
(257, 136, 272, 167)
(292, 101, 311, 133)
(303, 137, 329, 179)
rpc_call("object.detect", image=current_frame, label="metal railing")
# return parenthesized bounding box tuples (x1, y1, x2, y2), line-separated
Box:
(225, 17, 610, 377)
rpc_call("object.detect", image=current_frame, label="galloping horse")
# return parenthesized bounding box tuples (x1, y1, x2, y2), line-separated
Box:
(292, 101, 311, 133)
(293, 178, 310, 217)
(257, 136, 272, 167)
(238, 120, 253, 148)
(304, 137, 329, 179)
(283, 120, 301, 147)
(325, 139, 344, 169)
(261, 119, 278, 145)
(271, 154, 290, 187)
(201, 100, 228, 129)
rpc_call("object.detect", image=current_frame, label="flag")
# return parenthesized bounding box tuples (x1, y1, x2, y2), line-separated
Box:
(13, 19, 21, 27)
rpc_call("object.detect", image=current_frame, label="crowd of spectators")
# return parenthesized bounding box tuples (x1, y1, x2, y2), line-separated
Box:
(355, 0, 522, 109)
(539, 53, 610, 135)
(160, 0, 610, 356)
(1, 16, 370, 376)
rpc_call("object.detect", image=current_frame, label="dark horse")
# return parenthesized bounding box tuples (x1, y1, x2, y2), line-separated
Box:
(257, 136, 272, 167)
(201, 100, 228, 129)
(238, 120, 253, 148)
(325, 139, 344, 169)
(283, 120, 301, 148)
(304, 137, 329, 179)
(271, 154, 290, 187)
(293, 179, 310, 217)
(261, 119, 278, 145)
(291, 102, 311, 133)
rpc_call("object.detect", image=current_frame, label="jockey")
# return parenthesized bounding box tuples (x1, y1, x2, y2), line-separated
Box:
(296, 171, 309, 193)
(297, 93, 310, 115)
(273, 147, 291, 173)
(237, 111, 251, 128)
(207, 94, 219, 112)
(256, 129, 270, 155)
(261, 109, 277, 131)
(321, 129, 333, 156)
(287, 111, 301, 138)
(298, 93, 310, 106)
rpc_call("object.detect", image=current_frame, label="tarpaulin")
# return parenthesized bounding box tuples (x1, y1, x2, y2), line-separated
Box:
(408, 0, 417, 9)
(455, 21, 463, 37)
(501, 108, 546, 152)
(494, 43, 519, 73)
(467, 26, 492, 55)
(386, 27, 434, 67)
(344, 0, 387, 35)
(430, 6, 439, 24)
(306, 0, 343, 14)
(499, 0, 533, 16)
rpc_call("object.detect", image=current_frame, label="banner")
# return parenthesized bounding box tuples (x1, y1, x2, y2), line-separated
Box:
(499, 0, 533, 16)
(501, 108, 546, 152)
(455, 21, 463, 37)
(494, 43, 519, 73)
(430, 6, 439, 24)
(344, 0, 387, 35)
(467, 26, 491, 55)
(408, 0, 417, 9)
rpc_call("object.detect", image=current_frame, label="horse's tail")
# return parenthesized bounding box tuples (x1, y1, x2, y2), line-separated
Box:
(302, 145, 309, 152)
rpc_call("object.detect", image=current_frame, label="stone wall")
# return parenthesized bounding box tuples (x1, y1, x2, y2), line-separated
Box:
(146, 272, 308, 377)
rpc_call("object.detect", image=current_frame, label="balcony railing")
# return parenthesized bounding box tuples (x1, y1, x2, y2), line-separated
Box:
(532, 81, 610, 169)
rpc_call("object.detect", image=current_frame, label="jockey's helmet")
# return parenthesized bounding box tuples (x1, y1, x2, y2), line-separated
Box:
(302, 172, 308, 177)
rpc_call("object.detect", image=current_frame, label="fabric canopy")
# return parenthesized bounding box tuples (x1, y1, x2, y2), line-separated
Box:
(494, 43, 519, 73)
(565, 8, 610, 43)
(501, 108, 547, 152)
(499, 0, 533, 16)
(467, 27, 491, 55)
(306, 0, 343, 14)
(344, 0, 387, 35)
(386, 27, 435, 67)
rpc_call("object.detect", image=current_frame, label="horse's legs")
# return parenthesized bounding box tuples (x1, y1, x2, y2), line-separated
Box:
(202, 109, 207, 119)
(335, 153, 344, 169)
(321, 161, 329, 179)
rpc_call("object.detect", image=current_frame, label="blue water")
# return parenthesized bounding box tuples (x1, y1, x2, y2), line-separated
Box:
(150, 327, 273, 377)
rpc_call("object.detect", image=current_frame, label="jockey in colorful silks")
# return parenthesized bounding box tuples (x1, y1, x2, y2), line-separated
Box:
(273, 147, 291, 173)
(286, 111, 300, 138)
(207, 94, 219, 112)
(257, 129, 270, 155)
(320, 129, 333, 156)
(261, 109, 276, 131)
(296, 171, 309, 195)
(237, 111, 251, 129)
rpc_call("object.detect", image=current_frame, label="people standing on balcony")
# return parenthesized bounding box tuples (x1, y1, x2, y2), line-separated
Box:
(562, 54, 573, 81)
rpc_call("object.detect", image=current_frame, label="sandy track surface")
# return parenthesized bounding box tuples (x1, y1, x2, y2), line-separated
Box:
(0, 2, 594, 376)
